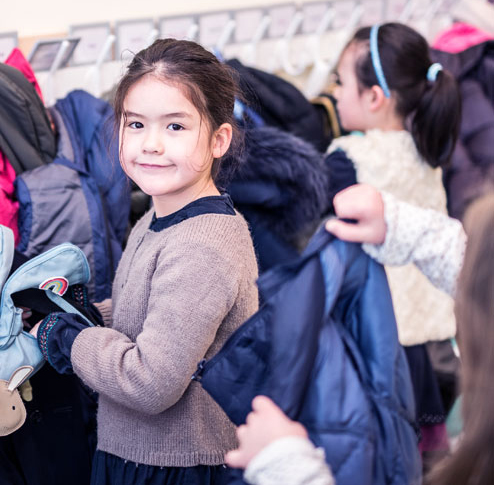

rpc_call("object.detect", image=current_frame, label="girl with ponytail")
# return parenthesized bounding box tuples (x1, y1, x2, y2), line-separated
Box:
(326, 22, 461, 469)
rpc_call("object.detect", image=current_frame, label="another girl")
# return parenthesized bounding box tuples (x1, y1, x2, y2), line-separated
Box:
(327, 21, 461, 346)
(326, 22, 462, 463)
(32, 38, 259, 485)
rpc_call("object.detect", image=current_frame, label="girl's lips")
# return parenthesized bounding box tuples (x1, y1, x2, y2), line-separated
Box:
(137, 163, 173, 169)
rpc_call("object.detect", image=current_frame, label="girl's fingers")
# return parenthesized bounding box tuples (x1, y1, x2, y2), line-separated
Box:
(326, 219, 369, 242)
(224, 449, 243, 468)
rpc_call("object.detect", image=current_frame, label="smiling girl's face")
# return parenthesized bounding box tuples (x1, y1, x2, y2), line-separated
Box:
(120, 74, 221, 217)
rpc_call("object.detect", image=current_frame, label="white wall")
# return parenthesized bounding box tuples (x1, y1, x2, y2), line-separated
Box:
(1, 0, 456, 104)
(1, 0, 311, 37)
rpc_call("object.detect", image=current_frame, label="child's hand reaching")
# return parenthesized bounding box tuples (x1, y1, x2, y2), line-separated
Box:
(325, 184, 386, 245)
(225, 395, 308, 469)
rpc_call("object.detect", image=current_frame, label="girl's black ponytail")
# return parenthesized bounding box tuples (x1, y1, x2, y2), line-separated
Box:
(411, 67, 461, 168)
(351, 23, 461, 169)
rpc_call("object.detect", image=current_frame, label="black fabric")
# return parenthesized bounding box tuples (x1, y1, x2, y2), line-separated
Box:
(0, 251, 100, 483)
(404, 345, 446, 426)
(0, 63, 56, 174)
(426, 340, 460, 416)
(91, 450, 230, 485)
(0, 365, 97, 485)
(237, 208, 299, 274)
(226, 58, 327, 151)
(150, 194, 235, 232)
(325, 148, 358, 208)
(221, 126, 329, 272)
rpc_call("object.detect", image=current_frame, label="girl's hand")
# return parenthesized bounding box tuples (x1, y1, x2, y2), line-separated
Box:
(29, 322, 42, 338)
(20, 307, 33, 329)
(325, 184, 386, 245)
(225, 396, 308, 469)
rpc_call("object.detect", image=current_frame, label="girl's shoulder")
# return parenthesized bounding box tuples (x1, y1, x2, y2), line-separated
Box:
(328, 130, 446, 208)
(167, 210, 255, 255)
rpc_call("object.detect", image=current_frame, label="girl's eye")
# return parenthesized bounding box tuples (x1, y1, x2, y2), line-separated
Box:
(168, 123, 184, 131)
(128, 121, 143, 129)
(330, 72, 342, 86)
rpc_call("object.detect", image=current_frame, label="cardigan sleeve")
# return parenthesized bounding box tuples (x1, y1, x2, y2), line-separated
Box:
(362, 192, 466, 297)
(70, 239, 242, 415)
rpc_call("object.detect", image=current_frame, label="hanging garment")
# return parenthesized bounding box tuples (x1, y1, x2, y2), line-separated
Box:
(433, 22, 494, 53)
(5, 48, 45, 102)
(220, 126, 330, 272)
(194, 228, 421, 485)
(0, 63, 56, 175)
(0, 48, 46, 244)
(431, 41, 494, 219)
(226, 59, 329, 152)
(15, 90, 130, 300)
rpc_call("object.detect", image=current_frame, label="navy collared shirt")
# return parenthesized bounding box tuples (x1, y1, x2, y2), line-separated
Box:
(150, 194, 236, 232)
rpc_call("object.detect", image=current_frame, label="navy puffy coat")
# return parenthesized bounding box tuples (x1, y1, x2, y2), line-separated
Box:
(196, 229, 421, 484)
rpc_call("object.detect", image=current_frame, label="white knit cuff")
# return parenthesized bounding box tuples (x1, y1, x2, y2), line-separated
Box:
(362, 191, 404, 265)
(244, 436, 334, 485)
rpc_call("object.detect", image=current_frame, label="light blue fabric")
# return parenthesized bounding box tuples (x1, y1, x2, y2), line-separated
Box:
(370, 24, 391, 98)
(0, 225, 91, 381)
(0, 225, 14, 291)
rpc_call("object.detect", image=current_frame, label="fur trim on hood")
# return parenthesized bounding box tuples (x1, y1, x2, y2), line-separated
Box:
(222, 126, 329, 242)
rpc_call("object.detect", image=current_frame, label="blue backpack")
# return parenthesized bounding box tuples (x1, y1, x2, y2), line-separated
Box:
(194, 229, 421, 484)
(0, 225, 93, 384)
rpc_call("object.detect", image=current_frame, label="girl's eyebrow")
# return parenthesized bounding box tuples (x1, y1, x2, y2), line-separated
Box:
(124, 110, 193, 119)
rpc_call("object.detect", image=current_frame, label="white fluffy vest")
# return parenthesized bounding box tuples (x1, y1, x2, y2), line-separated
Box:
(329, 129, 456, 345)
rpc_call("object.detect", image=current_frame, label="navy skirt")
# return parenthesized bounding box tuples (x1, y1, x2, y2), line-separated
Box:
(91, 450, 230, 485)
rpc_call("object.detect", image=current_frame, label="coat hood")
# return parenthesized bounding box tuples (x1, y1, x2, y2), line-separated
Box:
(224, 126, 330, 242)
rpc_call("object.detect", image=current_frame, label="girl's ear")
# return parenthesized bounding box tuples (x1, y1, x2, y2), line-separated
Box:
(366, 85, 387, 112)
(212, 123, 233, 159)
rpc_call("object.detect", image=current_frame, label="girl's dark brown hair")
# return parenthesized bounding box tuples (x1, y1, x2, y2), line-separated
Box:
(349, 22, 461, 168)
(427, 192, 494, 485)
(114, 38, 243, 183)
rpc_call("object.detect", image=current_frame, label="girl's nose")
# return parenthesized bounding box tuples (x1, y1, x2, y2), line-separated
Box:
(142, 130, 164, 154)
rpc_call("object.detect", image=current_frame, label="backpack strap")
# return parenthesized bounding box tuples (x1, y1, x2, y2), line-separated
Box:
(0, 226, 14, 290)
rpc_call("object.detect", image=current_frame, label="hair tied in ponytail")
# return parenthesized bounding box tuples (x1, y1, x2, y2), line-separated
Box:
(427, 63, 443, 82)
